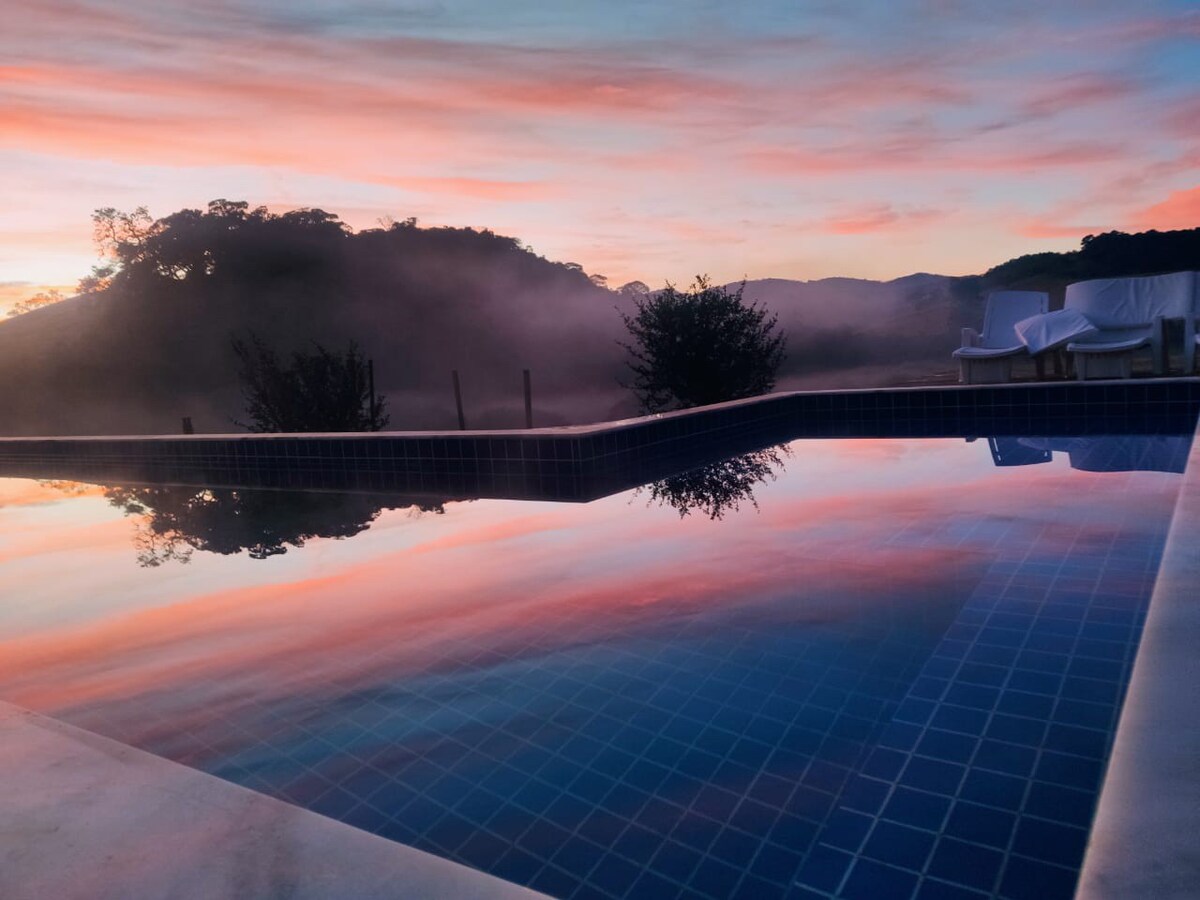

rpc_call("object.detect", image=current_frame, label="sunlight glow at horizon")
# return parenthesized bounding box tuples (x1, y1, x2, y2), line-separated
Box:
(0, 0, 1197, 297)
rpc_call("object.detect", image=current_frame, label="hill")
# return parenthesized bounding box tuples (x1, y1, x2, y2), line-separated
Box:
(0, 207, 1195, 436)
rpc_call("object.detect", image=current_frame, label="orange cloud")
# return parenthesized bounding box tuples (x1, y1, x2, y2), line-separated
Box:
(1130, 186, 1200, 231)
(1014, 219, 1106, 240)
(372, 176, 560, 202)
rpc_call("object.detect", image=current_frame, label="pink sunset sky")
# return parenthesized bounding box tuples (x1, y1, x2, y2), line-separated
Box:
(1, 0, 1197, 307)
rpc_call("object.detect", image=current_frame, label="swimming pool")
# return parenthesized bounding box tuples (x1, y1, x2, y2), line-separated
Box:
(0, 431, 1190, 900)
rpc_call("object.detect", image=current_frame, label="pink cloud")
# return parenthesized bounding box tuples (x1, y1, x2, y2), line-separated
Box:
(822, 204, 946, 235)
(1130, 186, 1200, 231)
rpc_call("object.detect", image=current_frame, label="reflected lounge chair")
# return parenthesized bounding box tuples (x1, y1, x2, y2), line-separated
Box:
(953, 291, 1048, 385)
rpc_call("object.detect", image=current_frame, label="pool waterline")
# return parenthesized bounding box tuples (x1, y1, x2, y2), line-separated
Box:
(0, 431, 1192, 900)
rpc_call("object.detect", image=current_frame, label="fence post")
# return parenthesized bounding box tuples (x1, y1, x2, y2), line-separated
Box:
(523, 369, 533, 429)
(452, 370, 467, 430)
(367, 358, 377, 427)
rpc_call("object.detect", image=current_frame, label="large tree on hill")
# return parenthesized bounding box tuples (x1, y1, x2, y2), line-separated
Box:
(619, 276, 786, 413)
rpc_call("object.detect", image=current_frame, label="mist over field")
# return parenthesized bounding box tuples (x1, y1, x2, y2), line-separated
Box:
(0, 209, 982, 436)
(1, 202, 1194, 438)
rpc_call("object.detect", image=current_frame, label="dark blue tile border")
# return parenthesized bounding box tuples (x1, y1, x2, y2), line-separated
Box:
(0, 379, 1197, 502)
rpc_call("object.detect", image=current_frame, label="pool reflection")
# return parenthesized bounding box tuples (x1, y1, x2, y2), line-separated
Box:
(636, 445, 791, 520)
(103, 485, 450, 566)
(0, 433, 1190, 899)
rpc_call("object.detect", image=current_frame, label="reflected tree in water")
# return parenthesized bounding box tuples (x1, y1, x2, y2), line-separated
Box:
(639, 445, 790, 520)
(105, 486, 445, 566)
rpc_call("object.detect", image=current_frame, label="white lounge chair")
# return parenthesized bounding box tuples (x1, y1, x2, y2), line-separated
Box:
(953, 290, 1048, 384)
(1174, 272, 1200, 373)
(1063, 272, 1195, 379)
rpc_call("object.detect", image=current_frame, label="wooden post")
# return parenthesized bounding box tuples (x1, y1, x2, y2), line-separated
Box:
(181, 416, 194, 434)
(367, 358, 377, 427)
(452, 370, 466, 430)
(523, 368, 533, 429)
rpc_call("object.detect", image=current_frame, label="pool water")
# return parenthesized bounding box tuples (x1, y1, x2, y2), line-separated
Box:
(0, 434, 1189, 900)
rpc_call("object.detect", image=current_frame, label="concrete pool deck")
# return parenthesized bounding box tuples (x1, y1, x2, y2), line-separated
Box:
(1076, 411, 1200, 899)
(0, 703, 546, 900)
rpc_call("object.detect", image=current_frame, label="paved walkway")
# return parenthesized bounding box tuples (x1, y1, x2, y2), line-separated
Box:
(0, 703, 547, 900)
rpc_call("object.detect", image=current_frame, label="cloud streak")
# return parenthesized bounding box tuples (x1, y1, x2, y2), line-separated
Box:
(0, 1, 1197, 285)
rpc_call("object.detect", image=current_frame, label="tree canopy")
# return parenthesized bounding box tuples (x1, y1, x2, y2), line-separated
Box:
(983, 228, 1200, 291)
(619, 276, 786, 413)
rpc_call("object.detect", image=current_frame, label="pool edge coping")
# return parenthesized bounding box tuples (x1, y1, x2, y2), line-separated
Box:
(0, 701, 549, 900)
(1075, 411, 1200, 898)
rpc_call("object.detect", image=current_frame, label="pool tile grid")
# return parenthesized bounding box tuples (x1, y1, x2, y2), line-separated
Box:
(789, 469, 1179, 900)
(58, 553, 973, 900)
(15, 435, 1190, 900)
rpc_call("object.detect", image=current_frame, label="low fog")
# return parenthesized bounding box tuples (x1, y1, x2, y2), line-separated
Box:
(0, 204, 977, 436)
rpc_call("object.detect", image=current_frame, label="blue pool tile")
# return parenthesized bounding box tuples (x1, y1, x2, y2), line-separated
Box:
(914, 880, 989, 900)
(840, 858, 920, 900)
(820, 808, 874, 851)
(1043, 723, 1108, 760)
(899, 757, 966, 794)
(941, 683, 1000, 711)
(690, 857, 742, 900)
(915, 729, 978, 764)
(861, 820, 936, 871)
(492, 847, 544, 884)
(878, 721, 923, 752)
(625, 869, 682, 900)
(611, 824, 662, 866)
(709, 828, 759, 868)
(1022, 782, 1095, 827)
(649, 840, 703, 883)
(1033, 751, 1103, 792)
(794, 843, 854, 893)
(984, 714, 1047, 748)
(929, 705, 989, 736)
(730, 873, 787, 900)
(926, 838, 1004, 893)
(881, 787, 951, 831)
(863, 748, 909, 780)
(959, 770, 1026, 811)
(997, 856, 1079, 900)
(750, 842, 803, 884)
(972, 740, 1036, 777)
(840, 777, 890, 815)
(943, 801, 1017, 848)
(1010, 818, 1089, 869)
(587, 853, 642, 896)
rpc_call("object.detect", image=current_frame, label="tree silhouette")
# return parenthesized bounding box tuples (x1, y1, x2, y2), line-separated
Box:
(619, 276, 786, 413)
(639, 445, 790, 520)
(6, 289, 66, 318)
(232, 334, 388, 432)
(105, 485, 445, 566)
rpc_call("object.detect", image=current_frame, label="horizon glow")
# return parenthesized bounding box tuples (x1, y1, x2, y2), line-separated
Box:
(1, 0, 1198, 306)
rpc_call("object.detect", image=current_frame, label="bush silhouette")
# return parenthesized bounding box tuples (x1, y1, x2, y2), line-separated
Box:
(620, 276, 786, 413)
(232, 334, 388, 432)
